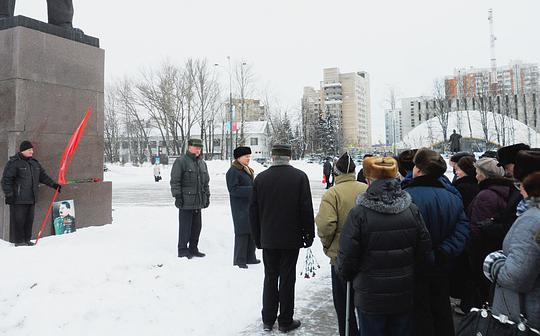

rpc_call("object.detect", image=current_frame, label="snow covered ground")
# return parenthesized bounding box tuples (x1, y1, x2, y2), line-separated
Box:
(0, 160, 335, 336)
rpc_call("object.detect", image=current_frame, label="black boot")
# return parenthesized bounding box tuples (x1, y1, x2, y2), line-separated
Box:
(278, 320, 301, 333)
(178, 249, 192, 259)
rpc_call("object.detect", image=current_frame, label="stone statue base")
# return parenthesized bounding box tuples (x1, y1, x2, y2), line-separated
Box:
(0, 19, 111, 242)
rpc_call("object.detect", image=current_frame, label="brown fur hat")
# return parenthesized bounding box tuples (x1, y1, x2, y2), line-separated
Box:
(363, 156, 398, 180)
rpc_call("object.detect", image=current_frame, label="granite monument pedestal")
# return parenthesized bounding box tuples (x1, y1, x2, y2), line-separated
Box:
(0, 16, 112, 242)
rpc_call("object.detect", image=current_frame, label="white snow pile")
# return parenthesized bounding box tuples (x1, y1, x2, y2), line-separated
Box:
(399, 110, 540, 149)
(0, 160, 331, 336)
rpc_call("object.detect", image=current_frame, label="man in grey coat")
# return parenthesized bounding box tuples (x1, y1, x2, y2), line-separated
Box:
(170, 138, 210, 259)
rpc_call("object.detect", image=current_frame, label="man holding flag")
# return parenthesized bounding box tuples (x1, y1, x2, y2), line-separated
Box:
(2, 141, 61, 246)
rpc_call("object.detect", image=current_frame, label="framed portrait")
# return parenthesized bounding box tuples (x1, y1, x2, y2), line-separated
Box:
(52, 200, 76, 235)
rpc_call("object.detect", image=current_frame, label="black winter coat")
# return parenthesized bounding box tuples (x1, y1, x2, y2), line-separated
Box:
(337, 178, 432, 314)
(170, 152, 210, 210)
(453, 175, 479, 210)
(226, 161, 254, 235)
(1, 153, 56, 204)
(323, 161, 332, 176)
(249, 164, 315, 249)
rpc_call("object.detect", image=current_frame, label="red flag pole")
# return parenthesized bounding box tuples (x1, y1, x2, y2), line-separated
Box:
(35, 188, 59, 244)
(35, 107, 93, 245)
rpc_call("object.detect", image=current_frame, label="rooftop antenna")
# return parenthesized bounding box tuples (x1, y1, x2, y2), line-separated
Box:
(488, 8, 498, 94)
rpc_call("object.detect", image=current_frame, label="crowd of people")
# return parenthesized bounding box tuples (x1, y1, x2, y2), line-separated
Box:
(3, 138, 539, 335)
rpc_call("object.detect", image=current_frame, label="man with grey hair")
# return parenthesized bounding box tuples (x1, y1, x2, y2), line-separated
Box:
(249, 144, 315, 333)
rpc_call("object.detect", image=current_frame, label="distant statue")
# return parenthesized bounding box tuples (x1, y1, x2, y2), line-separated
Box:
(0, 0, 74, 28)
(449, 129, 462, 153)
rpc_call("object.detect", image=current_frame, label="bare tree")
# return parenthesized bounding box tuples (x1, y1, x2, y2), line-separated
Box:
(104, 86, 121, 163)
(235, 61, 255, 146)
(190, 58, 221, 159)
(432, 79, 451, 152)
(116, 78, 153, 164)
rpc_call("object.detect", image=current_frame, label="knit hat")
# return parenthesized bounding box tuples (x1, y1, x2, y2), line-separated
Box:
(335, 152, 356, 174)
(19, 140, 33, 152)
(450, 151, 474, 163)
(457, 156, 477, 177)
(523, 172, 540, 198)
(363, 156, 398, 180)
(188, 138, 203, 148)
(413, 148, 447, 177)
(514, 150, 540, 182)
(397, 149, 417, 177)
(271, 144, 292, 157)
(233, 146, 251, 159)
(475, 157, 505, 178)
(496, 143, 530, 166)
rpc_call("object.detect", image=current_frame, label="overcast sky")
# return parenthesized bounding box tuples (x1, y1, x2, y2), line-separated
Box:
(17, 0, 540, 144)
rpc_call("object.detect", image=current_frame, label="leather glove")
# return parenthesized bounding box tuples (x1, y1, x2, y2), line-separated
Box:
(52, 183, 62, 193)
(175, 197, 183, 209)
(5, 196, 13, 205)
(303, 233, 314, 248)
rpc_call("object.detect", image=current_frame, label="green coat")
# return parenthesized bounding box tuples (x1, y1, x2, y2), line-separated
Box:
(315, 173, 368, 265)
(170, 152, 210, 210)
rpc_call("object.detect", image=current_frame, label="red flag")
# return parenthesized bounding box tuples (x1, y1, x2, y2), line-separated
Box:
(36, 106, 93, 244)
(58, 107, 93, 184)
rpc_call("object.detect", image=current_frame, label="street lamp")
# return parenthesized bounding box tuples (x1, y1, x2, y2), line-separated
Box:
(214, 56, 234, 162)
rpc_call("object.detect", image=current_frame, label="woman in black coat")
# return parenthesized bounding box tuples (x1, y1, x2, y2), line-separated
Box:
(453, 156, 480, 210)
(226, 147, 259, 269)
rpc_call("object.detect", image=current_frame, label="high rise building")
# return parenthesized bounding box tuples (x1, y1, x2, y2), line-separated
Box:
(385, 108, 402, 146)
(320, 67, 371, 149)
(445, 60, 539, 98)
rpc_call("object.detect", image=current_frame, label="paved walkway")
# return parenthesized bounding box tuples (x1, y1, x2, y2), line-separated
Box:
(239, 273, 339, 335)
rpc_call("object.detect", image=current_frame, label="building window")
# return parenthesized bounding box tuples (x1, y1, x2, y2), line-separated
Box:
(250, 138, 258, 146)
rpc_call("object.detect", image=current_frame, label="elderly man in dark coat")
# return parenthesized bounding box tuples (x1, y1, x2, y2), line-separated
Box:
(249, 144, 315, 333)
(226, 146, 259, 269)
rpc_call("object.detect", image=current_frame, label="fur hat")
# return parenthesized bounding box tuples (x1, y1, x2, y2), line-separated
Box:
(233, 146, 251, 159)
(271, 144, 291, 157)
(450, 151, 474, 163)
(397, 149, 417, 177)
(475, 158, 505, 178)
(523, 172, 540, 198)
(514, 150, 540, 182)
(19, 140, 33, 152)
(457, 156, 477, 177)
(335, 152, 356, 174)
(188, 138, 203, 148)
(496, 143, 530, 166)
(413, 148, 447, 177)
(363, 156, 398, 180)
(480, 150, 497, 159)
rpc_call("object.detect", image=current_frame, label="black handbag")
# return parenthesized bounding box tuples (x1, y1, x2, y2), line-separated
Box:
(456, 306, 539, 336)
(457, 278, 540, 336)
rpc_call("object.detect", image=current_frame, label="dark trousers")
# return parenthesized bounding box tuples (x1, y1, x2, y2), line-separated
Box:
(10, 204, 35, 243)
(0, 0, 73, 26)
(177, 209, 202, 254)
(325, 174, 333, 189)
(331, 265, 359, 336)
(357, 311, 412, 336)
(413, 276, 455, 336)
(233, 234, 257, 266)
(262, 248, 300, 326)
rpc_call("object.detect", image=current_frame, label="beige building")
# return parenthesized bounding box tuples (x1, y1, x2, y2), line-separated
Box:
(231, 98, 266, 123)
(321, 67, 372, 149)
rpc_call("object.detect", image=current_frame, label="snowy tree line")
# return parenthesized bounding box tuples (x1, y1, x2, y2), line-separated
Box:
(104, 58, 307, 163)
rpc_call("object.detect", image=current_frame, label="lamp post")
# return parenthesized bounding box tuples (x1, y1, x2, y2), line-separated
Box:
(214, 57, 234, 162)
